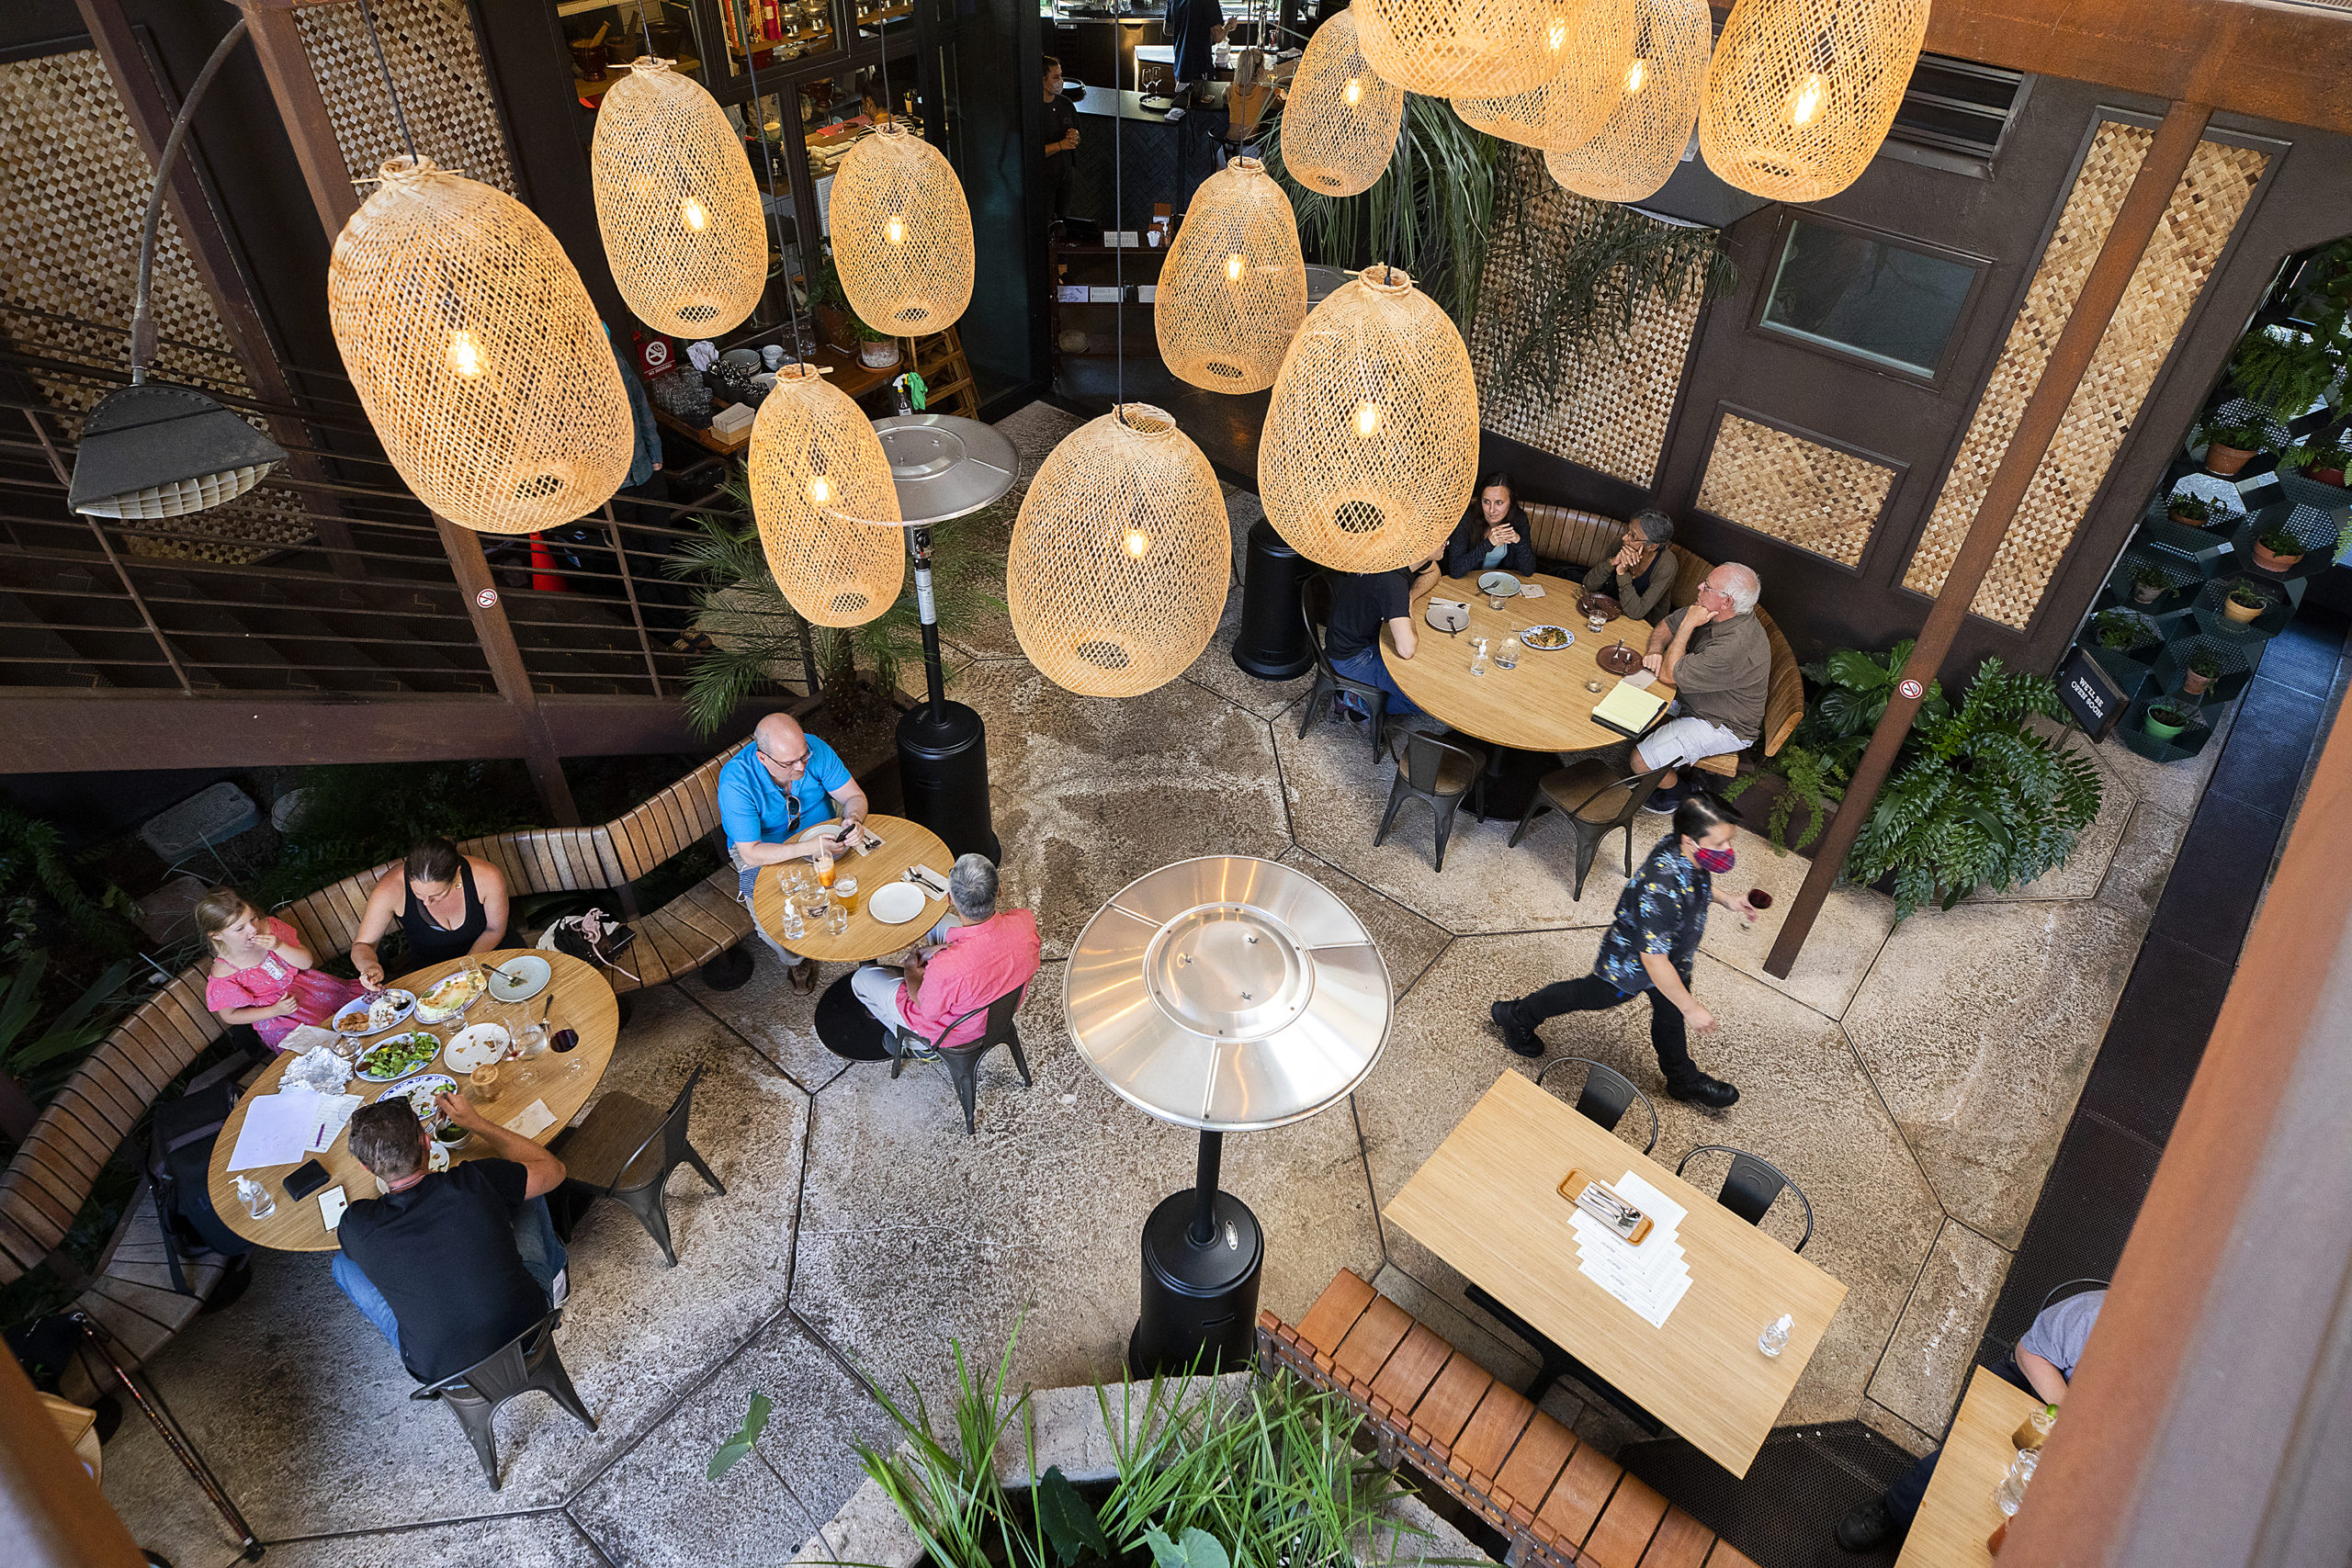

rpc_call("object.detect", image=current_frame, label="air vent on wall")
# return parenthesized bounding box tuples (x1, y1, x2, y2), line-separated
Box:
(1891, 53, 2028, 162)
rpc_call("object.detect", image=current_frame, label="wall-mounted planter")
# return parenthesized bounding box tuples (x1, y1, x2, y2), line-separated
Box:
(2153, 633, 2257, 705)
(2192, 574, 2301, 640)
(2116, 695, 2216, 763)
(2102, 549, 2206, 615)
(2275, 470, 2352, 512)
(2229, 502, 2342, 585)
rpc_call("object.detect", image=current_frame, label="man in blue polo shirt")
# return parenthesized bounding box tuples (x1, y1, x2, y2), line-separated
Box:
(718, 712, 870, 991)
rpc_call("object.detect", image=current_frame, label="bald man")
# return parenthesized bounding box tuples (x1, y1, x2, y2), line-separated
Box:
(1635, 562, 1770, 814)
(717, 713, 871, 989)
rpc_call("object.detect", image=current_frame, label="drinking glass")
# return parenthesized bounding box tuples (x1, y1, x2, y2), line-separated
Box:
(1758, 1314, 1791, 1357)
(1994, 1449, 2038, 1516)
(835, 875, 859, 914)
(468, 1060, 503, 1107)
(825, 902, 850, 938)
(1494, 637, 1518, 671)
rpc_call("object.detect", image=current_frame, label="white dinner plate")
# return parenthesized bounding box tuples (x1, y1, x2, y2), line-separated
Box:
(443, 1022, 510, 1074)
(1477, 571, 1521, 597)
(486, 954, 550, 1003)
(869, 882, 929, 925)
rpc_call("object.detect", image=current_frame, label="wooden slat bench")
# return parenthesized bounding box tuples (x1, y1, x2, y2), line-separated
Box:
(1260, 1269, 1758, 1568)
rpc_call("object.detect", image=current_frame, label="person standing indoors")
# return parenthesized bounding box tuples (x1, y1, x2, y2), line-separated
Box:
(1165, 0, 1227, 105)
(718, 711, 870, 993)
(1635, 562, 1769, 814)
(351, 838, 512, 989)
(1041, 57, 1080, 223)
(1322, 556, 1441, 719)
(1582, 509, 1679, 622)
(1489, 794, 1747, 1108)
(1442, 472, 1537, 580)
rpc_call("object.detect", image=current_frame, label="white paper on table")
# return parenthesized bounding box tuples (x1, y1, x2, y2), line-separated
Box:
(1621, 670, 1658, 690)
(310, 1092, 364, 1152)
(1519, 582, 1545, 598)
(226, 1088, 333, 1170)
(504, 1099, 558, 1138)
(1614, 1170, 1688, 1235)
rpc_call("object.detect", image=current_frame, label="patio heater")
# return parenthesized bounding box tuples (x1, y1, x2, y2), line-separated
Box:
(1067, 856, 1392, 1373)
(869, 411, 1018, 863)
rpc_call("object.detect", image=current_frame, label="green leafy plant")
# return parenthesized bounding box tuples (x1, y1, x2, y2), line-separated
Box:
(2228, 323, 2343, 423)
(1719, 641, 1949, 852)
(805, 244, 890, 341)
(2276, 437, 2350, 474)
(2164, 493, 2212, 523)
(2145, 705, 2192, 728)
(2187, 649, 2224, 679)
(1, 953, 136, 1083)
(2128, 563, 2167, 601)
(1846, 659, 2104, 918)
(2094, 609, 2154, 652)
(707, 1392, 772, 1481)
(0, 804, 140, 964)
(1260, 93, 1500, 329)
(2256, 527, 2305, 558)
(2226, 578, 2270, 609)
(2194, 415, 2269, 454)
(255, 761, 538, 911)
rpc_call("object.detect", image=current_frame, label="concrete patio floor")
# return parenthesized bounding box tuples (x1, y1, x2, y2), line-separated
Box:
(100, 403, 2213, 1565)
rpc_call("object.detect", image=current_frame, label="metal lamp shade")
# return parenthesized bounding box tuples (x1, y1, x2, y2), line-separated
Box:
(593, 58, 768, 337)
(1257, 265, 1479, 574)
(1453, 0, 1636, 152)
(1067, 856, 1391, 1132)
(1008, 405, 1230, 698)
(1279, 13, 1404, 199)
(1544, 0, 1712, 203)
(872, 414, 1019, 525)
(1699, 0, 1931, 203)
(1155, 159, 1306, 395)
(67, 383, 285, 519)
(1352, 0, 1585, 100)
(748, 365, 905, 626)
(830, 126, 974, 337)
(327, 156, 633, 535)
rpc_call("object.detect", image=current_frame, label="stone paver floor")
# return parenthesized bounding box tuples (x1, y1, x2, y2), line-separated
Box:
(101, 406, 2208, 1565)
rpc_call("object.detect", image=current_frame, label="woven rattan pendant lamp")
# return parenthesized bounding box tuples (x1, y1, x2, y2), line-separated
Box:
(1257, 266, 1478, 574)
(1008, 406, 1230, 698)
(1156, 159, 1306, 395)
(1544, 0, 1711, 202)
(592, 57, 766, 336)
(328, 154, 633, 534)
(1280, 13, 1404, 197)
(1353, 0, 1582, 99)
(1453, 0, 1636, 152)
(830, 123, 975, 336)
(748, 364, 905, 626)
(1699, 0, 1931, 203)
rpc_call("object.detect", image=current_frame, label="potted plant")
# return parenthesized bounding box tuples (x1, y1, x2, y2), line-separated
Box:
(2281, 438, 2352, 489)
(2252, 527, 2307, 572)
(2222, 577, 2270, 625)
(2094, 609, 2152, 653)
(804, 246, 863, 355)
(2143, 703, 2193, 741)
(2127, 563, 2168, 604)
(2228, 324, 2345, 426)
(2194, 415, 2269, 477)
(2165, 493, 2216, 528)
(2182, 649, 2223, 696)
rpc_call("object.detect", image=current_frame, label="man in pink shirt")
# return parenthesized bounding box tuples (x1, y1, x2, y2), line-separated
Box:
(852, 854, 1040, 1049)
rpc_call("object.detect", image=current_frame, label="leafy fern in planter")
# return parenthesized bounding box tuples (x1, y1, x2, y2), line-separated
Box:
(1720, 640, 1948, 851)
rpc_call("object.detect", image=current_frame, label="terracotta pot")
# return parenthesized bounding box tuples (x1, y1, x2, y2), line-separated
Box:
(815, 305, 857, 355)
(2166, 506, 2213, 528)
(2222, 593, 2266, 625)
(2312, 466, 2347, 488)
(2252, 540, 2305, 572)
(2182, 668, 2215, 696)
(2203, 442, 2256, 476)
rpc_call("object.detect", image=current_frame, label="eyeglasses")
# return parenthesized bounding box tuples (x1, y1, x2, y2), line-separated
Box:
(761, 749, 810, 771)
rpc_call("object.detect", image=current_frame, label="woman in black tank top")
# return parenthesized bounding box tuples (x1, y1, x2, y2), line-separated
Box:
(350, 838, 512, 989)
(401, 857, 488, 967)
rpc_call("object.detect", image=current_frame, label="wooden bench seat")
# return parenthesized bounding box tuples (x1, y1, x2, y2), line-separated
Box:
(1261, 1269, 1756, 1568)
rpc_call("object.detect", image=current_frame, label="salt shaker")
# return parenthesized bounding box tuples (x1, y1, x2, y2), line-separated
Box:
(1758, 1314, 1792, 1357)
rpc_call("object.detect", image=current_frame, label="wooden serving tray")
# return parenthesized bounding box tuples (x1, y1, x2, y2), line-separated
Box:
(1557, 1167, 1654, 1245)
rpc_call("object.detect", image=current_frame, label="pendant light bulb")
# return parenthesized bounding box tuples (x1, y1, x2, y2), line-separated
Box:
(1343, 76, 1363, 106)
(1279, 13, 1405, 198)
(592, 58, 766, 335)
(1154, 158, 1306, 394)
(447, 331, 484, 378)
(1625, 57, 1647, 93)
(1453, 0, 1636, 153)
(1789, 72, 1827, 126)
(1354, 402, 1383, 439)
(1700, 0, 1930, 202)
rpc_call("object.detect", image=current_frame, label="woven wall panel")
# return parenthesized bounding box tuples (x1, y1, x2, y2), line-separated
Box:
(1695, 412, 1894, 568)
(1903, 124, 2268, 626)
(298, 0, 516, 194)
(0, 51, 306, 563)
(1467, 148, 1706, 488)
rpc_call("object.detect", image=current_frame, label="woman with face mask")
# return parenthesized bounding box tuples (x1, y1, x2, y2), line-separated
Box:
(1488, 793, 1750, 1108)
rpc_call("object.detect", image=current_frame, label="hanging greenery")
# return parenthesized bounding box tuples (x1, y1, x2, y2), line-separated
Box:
(1260, 93, 1501, 330)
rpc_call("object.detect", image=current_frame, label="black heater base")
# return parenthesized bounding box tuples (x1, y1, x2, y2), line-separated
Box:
(897, 699, 1001, 863)
(1129, 1186, 1264, 1376)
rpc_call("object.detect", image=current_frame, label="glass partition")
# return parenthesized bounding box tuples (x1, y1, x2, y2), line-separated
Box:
(1758, 218, 1982, 380)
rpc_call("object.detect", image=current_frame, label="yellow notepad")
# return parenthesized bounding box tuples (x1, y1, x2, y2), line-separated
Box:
(1591, 681, 1668, 738)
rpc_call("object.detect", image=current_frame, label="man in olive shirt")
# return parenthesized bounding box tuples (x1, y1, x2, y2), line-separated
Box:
(1635, 562, 1769, 811)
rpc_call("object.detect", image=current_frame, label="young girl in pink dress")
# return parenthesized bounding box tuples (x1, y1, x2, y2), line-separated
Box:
(198, 888, 364, 1051)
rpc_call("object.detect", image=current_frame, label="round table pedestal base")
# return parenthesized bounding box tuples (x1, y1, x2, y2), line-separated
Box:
(1457, 737, 1556, 822)
(814, 973, 894, 1061)
(1129, 1187, 1264, 1376)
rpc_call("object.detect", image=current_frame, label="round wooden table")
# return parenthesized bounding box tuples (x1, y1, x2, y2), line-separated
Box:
(748, 812, 956, 965)
(206, 950, 620, 1252)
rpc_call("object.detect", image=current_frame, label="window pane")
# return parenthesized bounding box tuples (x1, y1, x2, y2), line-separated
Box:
(1759, 221, 1977, 376)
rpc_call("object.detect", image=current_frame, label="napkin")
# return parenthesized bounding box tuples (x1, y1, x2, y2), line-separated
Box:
(281, 1044, 354, 1096)
(685, 339, 719, 371)
(279, 1024, 342, 1058)
(504, 1099, 558, 1138)
(1519, 582, 1546, 599)
(1622, 669, 1658, 690)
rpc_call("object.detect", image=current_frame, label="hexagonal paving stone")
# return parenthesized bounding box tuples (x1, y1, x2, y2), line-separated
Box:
(1867, 1217, 2013, 1437)
(1181, 581, 1316, 720)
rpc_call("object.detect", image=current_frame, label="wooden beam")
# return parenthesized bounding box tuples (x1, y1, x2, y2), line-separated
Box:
(1762, 100, 2215, 978)
(0, 1348, 145, 1568)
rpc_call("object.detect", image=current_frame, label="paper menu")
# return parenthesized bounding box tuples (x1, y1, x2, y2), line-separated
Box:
(226, 1088, 356, 1171)
(1573, 1168, 1694, 1328)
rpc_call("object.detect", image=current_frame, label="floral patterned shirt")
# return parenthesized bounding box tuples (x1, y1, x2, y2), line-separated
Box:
(1595, 840, 1710, 994)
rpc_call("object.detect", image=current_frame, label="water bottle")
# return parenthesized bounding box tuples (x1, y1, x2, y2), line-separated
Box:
(1758, 1314, 1791, 1357)
(1469, 637, 1489, 678)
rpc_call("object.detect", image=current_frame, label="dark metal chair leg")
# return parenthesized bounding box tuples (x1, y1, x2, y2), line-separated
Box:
(1005, 1032, 1034, 1085)
(943, 1049, 982, 1135)
(440, 1394, 503, 1489)
(1365, 696, 1389, 761)
(617, 1183, 677, 1265)
(1432, 796, 1458, 873)
(531, 1348, 597, 1431)
(1299, 676, 1328, 739)
(683, 1145, 727, 1195)
(1571, 824, 1601, 900)
(1507, 787, 1546, 848)
(1373, 774, 1413, 847)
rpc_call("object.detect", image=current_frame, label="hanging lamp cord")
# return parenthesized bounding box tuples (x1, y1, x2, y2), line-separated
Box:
(129, 15, 249, 382)
(1113, 33, 1126, 428)
(354, 0, 421, 166)
(727, 0, 812, 358)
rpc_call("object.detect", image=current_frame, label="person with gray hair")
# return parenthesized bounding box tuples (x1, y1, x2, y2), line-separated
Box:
(1635, 561, 1770, 813)
(850, 852, 1041, 1052)
(1582, 509, 1680, 621)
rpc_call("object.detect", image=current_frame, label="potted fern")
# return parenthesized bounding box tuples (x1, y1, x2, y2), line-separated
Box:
(2229, 324, 2344, 426)
(2143, 702, 2193, 742)
(2093, 609, 2155, 654)
(2194, 415, 2268, 477)
(2127, 563, 2168, 604)
(2181, 648, 2223, 697)
(2251, 527, 2307, 572)
(2222, 577, 2270, 625)
(2301, 441, 2351, 489)
(2165, 493, 2216, 528)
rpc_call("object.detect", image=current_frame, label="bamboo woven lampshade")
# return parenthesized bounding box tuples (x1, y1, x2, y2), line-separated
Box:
(1155, 160, 1307, 395)
(830, 125, 974, 337)
(1453, 0, 1636, 152)
(1257, 266, 1479, 574)
(592, 58, 767, 336)
(1699, 0, 1931, 203)
(327, 156, 632, 535)
(748, 365, 905, 627)
(1280, 13, 1404, 197)
(1353, 0, 1583, 99)
(1544, 0, 1711, 201)
(1008, 405, 1230, 698)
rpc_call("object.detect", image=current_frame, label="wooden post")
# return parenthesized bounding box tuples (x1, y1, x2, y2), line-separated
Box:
(1762, 100, 2213, 979)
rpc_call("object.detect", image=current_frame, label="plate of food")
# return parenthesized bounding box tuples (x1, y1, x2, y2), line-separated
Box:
(486, 955, 550, 1004)
(1519, 625, 1574, 650)
(333, 988, 415, 1037)
(414, 966, 487, 1024)
(356, 1030, 444, 1083)
(443, 1021, 510, 1074)
(1476, 570, 1522, 597)
(377, 1073, 459, 1124)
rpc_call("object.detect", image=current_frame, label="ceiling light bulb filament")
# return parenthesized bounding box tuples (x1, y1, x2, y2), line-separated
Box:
(1624, 58, 1647, 94)
(1226, 252, 1246, 283)
(1125, 529, 1150, 557)
(1353, 401, 1382, 439)
(1343, 77, 1363, 107)
(885, 214, 905, 244)
(447, 331, 484, 378)
(682, 197, 708, 231)
(808, 476, 832, 506)
(1790, 73, 1826, 128)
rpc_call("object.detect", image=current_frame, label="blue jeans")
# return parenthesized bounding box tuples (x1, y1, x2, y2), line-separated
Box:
(332, 1196, 567, 1368)
(1331, 646, 1423, 717)
(1883, 1355, 2033, 1523)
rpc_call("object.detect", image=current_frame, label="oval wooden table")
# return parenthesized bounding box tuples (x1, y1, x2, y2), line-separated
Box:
(747, 811, 956, 966)
(206, 949, 620, 1252)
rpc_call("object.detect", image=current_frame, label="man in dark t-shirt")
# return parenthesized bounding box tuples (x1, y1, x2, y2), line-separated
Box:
(1323, 558, 1439, 717)
(1042, 58, 1080, 222)
(333, 1094, 569, 1384)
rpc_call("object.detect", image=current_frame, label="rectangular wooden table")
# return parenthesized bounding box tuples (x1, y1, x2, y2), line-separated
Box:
(1384, 1070, 1847, 1477)
(1896, 1366, 2043, 1568)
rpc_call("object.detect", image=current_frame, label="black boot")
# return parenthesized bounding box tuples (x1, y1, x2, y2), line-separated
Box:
(1665, 1073, 1738, 1110)
(1490, 999, 1542, 1058)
